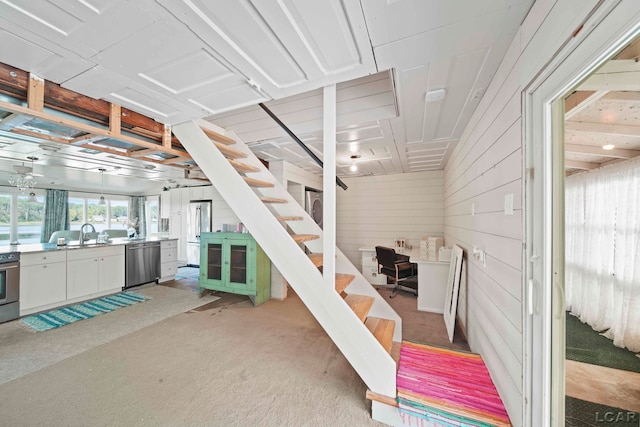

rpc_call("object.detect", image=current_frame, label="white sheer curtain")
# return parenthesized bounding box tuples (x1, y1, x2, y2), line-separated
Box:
(565, 156, 640, 353)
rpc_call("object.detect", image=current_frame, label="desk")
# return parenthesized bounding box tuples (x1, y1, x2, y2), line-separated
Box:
(359, 247, 450, 313)
(407, 250, 450, 313)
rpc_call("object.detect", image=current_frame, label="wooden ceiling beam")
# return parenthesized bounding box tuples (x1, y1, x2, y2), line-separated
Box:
(0, 98, 188, 158)
(565, 120, 640, 137)
(11, 128, 71, 144)
(564, 90, 607, 119)
(564, 143, 639, 159)
(78, 143, 132, 158)
(579, 59, 640, 91)
(565, 160, 599, 170)
(130, 149, 163, 158)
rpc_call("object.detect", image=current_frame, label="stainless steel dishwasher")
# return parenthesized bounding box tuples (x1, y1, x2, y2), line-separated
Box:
(125, 242, 161, 289)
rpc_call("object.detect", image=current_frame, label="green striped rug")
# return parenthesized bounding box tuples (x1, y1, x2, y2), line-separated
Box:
(20, 291, 152, 332)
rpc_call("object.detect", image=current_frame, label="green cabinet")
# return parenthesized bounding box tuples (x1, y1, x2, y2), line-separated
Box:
(199, 232, 271, 306)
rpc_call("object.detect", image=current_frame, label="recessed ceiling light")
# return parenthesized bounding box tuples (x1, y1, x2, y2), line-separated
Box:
(144, 164, 156, 170)
(350, 164, 358, 172)
(602, 144, 615, 150)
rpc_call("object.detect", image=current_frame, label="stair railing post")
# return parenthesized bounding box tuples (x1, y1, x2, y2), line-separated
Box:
(323, 84, 337, 290)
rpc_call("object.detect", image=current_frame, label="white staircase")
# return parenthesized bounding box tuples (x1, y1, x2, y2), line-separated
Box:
(173, 119, 401, 400)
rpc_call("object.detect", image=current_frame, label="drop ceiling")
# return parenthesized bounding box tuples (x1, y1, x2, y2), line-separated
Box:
(0, 0, 535, 192)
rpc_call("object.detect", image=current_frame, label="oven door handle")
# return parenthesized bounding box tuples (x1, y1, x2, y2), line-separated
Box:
(0, 264, 18, 270)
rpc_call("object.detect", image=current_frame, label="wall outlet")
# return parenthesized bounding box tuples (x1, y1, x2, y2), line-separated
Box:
(473, 247, 486, 267)
(504, 193, 514, 215)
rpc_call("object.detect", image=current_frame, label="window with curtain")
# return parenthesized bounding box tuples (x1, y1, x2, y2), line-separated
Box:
(565, 156, 640, 352)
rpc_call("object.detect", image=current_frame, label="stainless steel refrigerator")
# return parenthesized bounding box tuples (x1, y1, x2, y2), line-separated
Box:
(187, 200, 212, 266)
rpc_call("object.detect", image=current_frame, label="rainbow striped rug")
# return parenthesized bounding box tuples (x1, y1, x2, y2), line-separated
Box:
(20, 291, 151, 332)
(397, 341, 511, 426)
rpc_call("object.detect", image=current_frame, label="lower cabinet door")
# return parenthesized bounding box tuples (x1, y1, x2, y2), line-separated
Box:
(99, 254, 125, 292)
(67, 258, 100, 299)
(21, 262, 66, 310)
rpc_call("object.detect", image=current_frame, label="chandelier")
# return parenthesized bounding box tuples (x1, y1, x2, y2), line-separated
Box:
(8, 156, 38, 193)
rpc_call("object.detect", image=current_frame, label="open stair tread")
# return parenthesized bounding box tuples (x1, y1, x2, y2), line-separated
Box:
(364, 317, 395, 354)
(291, 234, 320, 243)
(201, 127, 236, 145)
(335, 273, 355, 294)
(214, 142, 246, 159)
(229, 159, 260, 173)
(243, 176, 274, 188)
(260, 197, 288, 204)
(308, 253, 323, 267)
(344, 294, 375, 322)
(276, 216, 304, 222)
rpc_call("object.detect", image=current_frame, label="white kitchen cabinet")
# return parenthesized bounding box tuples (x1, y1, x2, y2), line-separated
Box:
(98, 250, 125, 292)
(160, 191, 171, 219)
(189, 185, 213, 201)
(20, 251, 67, 313)
(158, 239, 178, 282)
(358, 248, 387, 285)
(66, 246, 124, 300)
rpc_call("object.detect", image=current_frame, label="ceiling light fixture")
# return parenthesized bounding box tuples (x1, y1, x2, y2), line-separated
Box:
(8, 156, 38, 193)
(602, 144, 615, 150)
(27, 192, 37, 203)
(349, 154, 361, 172)
(98, 168, 107, 205)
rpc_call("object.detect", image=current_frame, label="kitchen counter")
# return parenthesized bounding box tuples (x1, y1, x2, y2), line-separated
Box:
(1, 237, 178, 255)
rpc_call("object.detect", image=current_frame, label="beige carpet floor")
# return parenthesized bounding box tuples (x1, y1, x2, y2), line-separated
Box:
(0, 280, 468, 426)
(0, 289, 384, 426)
(0, 284, 220, 385)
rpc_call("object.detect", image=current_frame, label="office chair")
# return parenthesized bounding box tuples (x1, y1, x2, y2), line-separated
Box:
(374, 246, 418, 298)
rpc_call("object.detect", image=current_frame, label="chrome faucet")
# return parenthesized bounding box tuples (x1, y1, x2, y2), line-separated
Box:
(79, 223, 96, 245)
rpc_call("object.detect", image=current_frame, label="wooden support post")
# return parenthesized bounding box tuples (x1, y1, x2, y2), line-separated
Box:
(27, 74, 44, 111)
(109, 103, 121, 134)
(163, 125, 172, 149)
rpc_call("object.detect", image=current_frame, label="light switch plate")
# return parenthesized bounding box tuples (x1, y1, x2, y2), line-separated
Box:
(504, 193, 514, 215)
(471, 203, 475, 216)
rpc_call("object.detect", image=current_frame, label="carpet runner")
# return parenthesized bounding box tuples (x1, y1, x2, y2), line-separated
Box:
(20, 291, 152, 332)
(397, 341, 511, 426)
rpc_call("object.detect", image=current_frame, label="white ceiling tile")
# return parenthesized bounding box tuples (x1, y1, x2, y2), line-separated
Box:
(139, 49, 235, 95)
(107, 87, 181, 119)
(361, 0, 532, 47)
(189, 83, 266, 115)
(399, 65, 428, 143)
(435, 48, 489, 139)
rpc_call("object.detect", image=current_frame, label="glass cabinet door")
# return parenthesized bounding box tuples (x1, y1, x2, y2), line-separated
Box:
(228, 243, 248, 287)
(206, 243, 223, 281)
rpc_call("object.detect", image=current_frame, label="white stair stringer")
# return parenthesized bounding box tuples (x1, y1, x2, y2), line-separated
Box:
(173, 119, 400, 399)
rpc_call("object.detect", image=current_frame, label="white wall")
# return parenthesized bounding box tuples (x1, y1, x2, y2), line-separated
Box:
(336, 171, 444, 266)
(443, 0, 601, 424)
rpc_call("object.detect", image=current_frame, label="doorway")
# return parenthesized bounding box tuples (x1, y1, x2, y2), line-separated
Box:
(524, 3, 640, 426)
(562, 36, 640, 426)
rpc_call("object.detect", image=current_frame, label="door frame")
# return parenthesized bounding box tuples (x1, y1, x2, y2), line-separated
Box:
(522, 2, 640, 425)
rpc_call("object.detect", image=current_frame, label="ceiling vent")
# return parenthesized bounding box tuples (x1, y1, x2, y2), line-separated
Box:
(425, 88, 446, 103)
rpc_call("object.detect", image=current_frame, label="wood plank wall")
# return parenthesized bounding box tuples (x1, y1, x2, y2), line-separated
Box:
(443, 0, 600, 424)
(336, 171, 444, 266)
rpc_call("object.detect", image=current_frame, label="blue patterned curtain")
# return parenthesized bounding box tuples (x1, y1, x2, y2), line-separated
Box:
(129, 196, 146, 238)
(40, 189, 69, 243)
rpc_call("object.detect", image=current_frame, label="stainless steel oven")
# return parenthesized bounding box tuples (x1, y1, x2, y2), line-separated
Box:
(0, 252, 20, 324)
